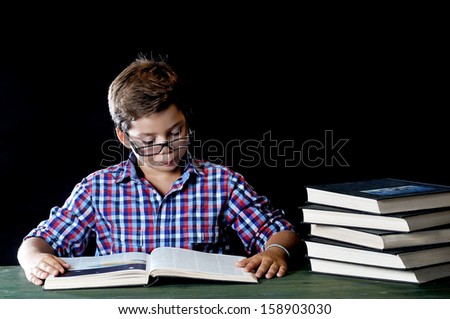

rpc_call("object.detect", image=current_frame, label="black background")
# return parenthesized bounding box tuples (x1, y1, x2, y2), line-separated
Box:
(1, 6, 448, 265)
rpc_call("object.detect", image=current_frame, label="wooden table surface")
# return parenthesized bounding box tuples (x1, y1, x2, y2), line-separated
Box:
(2, 263, 450, 299)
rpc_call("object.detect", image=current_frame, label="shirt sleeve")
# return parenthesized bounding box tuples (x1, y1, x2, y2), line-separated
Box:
(24, 178, 96, 257)
(225, 171, 295, 255)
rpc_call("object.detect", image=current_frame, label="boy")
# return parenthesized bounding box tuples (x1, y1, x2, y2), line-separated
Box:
(17, 54, 301, 286)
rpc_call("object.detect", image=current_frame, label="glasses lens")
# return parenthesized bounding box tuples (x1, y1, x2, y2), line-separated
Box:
(171, 137, 190, 149)
(129, 134, 190, 156)
(139, 146, 161, 156)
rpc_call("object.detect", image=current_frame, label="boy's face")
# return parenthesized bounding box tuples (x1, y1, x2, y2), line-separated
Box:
(120, 103, 189, 172)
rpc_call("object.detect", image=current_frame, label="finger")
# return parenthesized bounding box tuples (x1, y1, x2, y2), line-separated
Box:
(28, 273, 45, 286)
(25, 265, 50, 286)
(237, 256, 261, 272)
(236, 258, 249, 267)
(43, 256, 70, 274)
(276, 263, 288, 278)
(31, 264, 54, 281)
(254, 259, 272, 278)
(264, 262, 280, 279)
(33, 258, 67, 280)
(264, 261, 288, 279)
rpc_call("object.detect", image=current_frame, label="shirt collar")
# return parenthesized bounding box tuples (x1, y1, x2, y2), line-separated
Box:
(114, 151, 204, 184)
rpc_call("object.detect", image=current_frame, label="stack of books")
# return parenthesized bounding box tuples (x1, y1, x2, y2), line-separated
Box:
(299, 178, 450, 284)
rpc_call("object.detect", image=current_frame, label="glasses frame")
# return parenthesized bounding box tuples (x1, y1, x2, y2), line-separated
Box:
(125, 131, 191, 156)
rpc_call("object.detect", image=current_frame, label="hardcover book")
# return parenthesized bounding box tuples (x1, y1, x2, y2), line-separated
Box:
(304, 236, 450, 269)
(42, 247, 258, 290)
(309, 258, 450, 284)
(309, 224, 450, 250)
(300, 203, 450, 232)
(305, 178, 450, 214)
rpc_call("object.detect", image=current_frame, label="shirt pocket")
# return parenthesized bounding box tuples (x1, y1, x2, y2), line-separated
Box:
(189, 225, 220, 252)
(110, 225, 141, 253)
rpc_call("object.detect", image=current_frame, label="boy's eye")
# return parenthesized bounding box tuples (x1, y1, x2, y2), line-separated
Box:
(141, 140, 155, 146)
(135, 130, 182, 146)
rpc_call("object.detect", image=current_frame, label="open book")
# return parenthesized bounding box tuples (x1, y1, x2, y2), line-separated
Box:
(43, 247, 258, 290)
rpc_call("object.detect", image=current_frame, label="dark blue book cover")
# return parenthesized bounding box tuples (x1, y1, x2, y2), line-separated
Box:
(304, 178, 450, 214)
(306, 178, 450, 200)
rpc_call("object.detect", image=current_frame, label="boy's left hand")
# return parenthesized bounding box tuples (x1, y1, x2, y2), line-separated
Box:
(236, 249, 288, 279)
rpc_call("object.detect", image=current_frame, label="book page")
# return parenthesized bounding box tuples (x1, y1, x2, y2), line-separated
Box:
(149, 247, 257, 282)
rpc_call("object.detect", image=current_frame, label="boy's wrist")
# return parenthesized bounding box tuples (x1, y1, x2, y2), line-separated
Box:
(264, 243, 290, 258)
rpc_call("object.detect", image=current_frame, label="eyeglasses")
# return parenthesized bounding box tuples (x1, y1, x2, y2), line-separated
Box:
(125, 132, 191, 156)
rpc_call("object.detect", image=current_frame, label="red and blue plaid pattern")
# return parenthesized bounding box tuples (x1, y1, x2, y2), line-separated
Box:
(26, 153, 294, 257)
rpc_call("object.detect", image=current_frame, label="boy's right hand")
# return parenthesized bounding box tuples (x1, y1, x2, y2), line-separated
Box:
(23, 253, 71, 286)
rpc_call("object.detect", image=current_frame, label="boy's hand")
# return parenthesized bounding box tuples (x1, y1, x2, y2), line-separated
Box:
(24, 254, 71, 286)
(236, 249, 288, 279)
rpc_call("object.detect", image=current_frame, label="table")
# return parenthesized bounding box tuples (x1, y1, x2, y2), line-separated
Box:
(2, 263, 450, 299)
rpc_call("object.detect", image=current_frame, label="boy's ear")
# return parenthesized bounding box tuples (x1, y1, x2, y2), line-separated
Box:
(115, 127, 130, 148)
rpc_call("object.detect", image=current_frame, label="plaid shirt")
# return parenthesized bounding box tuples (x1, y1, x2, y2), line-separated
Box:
(26, 153, 294, 257)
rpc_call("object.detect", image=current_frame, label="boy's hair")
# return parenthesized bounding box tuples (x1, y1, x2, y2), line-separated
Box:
(108, 54, 188, 132)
